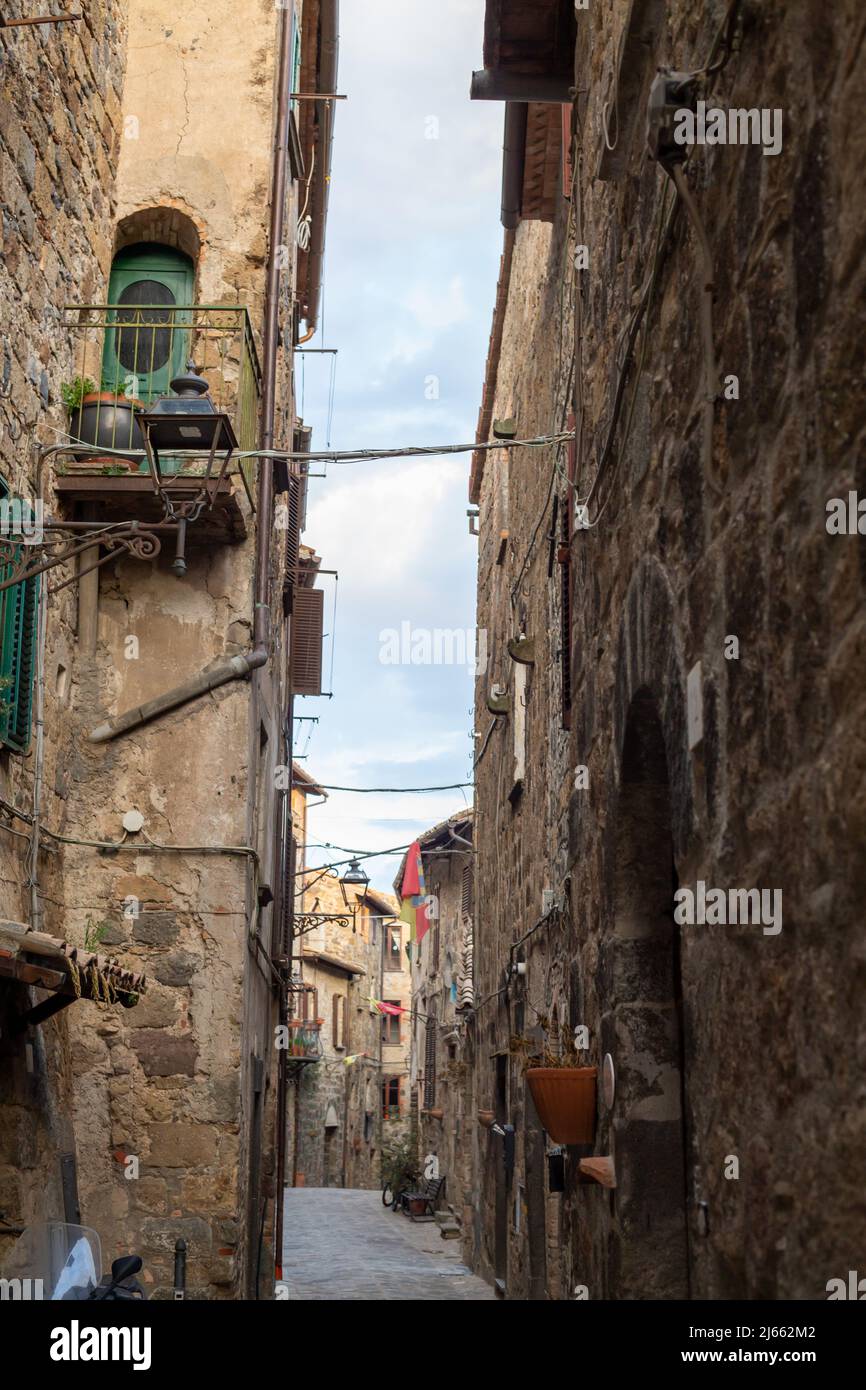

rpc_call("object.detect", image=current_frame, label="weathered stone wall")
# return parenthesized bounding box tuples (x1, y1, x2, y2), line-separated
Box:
(0, 0, 129, 1258)
(412, 845, 474, 1225)
(54, 0, 298, 1298)
(288, 881, 411, 1190)
(471, 0, 865, 1300)
(2, 0, 312, 1299)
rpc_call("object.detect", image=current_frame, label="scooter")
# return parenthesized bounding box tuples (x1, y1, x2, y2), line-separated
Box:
(0, 1220, 146, 1301)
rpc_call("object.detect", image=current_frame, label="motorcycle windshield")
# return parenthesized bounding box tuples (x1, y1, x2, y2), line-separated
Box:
(0, 1222, 102, 1300)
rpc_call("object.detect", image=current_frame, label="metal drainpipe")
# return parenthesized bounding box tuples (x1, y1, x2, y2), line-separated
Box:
(29, 513, 49, 927)
(255, 0, 293, 651)
(301, 0, 339, 335)
(501, 103, 527, 230)
(265, 0, 294, 1289)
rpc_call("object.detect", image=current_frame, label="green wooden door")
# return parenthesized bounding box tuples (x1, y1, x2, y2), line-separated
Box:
(103, 244, 195, 404)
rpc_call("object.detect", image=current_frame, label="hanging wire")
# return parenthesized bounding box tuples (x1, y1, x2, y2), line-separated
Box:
(327, 571, 338, 695)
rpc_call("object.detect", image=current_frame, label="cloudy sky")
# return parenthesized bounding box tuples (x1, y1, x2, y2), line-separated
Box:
(295, 1, 503, 894)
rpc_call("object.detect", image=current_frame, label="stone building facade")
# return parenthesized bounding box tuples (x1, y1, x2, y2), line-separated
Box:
(467, 0, 865, 1299)
(0, 1, 337, 1298)
(288, 862, 410, 1191)
(402, 812, 475, 1229)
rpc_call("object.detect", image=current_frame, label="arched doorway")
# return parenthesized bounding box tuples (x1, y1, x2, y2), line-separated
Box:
(606, 686, 690, 1298)
(103, 243, 195, 402)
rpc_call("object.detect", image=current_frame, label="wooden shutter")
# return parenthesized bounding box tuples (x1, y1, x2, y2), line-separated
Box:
(0, 536, 39, 753)
(290, 587, 324, 696)
(461, 864, 473, 919)
(281, 475, 302, 615)
(342, 995, 350, 1051)
(278, 832, 297, 958)
(424, 1017, 436, 1109)
(558, 498, 572, 728)
(332, 993, 341, 1048)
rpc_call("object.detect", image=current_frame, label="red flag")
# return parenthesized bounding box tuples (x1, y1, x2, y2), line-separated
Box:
(401, 840, 423, 897)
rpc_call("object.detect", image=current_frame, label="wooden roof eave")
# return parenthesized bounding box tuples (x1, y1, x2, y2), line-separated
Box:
(0, 920, 147, 1021)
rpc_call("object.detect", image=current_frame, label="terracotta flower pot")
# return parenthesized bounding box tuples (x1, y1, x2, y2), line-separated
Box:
(69, 392, 145, 462)
(526, 1066, 598, 1145)
(477, 1110, 495, 1128)
(407, 1196, 426, 1216)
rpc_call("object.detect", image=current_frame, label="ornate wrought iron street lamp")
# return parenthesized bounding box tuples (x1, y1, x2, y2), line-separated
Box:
(293, 859, 372, 937)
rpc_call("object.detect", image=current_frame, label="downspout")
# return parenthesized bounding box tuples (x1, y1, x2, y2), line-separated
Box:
(301, 0, 339, 335)
(501, 103, 527, 230)
(89, 653, 265, 742)
(29, 518, 49, 925)
(264, 0, 295, 1290)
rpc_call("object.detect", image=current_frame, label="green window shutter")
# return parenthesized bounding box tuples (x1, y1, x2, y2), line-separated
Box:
(0, 489, 40, 754)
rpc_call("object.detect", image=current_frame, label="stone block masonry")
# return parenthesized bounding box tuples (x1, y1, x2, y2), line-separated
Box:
(469, 0, 866, 1300)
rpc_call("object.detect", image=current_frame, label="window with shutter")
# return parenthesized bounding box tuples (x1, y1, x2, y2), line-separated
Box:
(424, 1016, 437, 1110)
(290, 586, 324, 696)
(281, 476, 302, 615)
(461, 864, 474, 919)
(558, 494, 572, 729)
(382, 1075, 401, 1120)
(381, 1002, 401, 1045)
(0, 486, 40, 754)
(332, 993, 342, 1048)
(386, 926, 402, 970)
(559, 414, 576, 730)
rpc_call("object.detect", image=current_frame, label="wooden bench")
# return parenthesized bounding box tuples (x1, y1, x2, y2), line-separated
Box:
(400, 1175, 446, 1222)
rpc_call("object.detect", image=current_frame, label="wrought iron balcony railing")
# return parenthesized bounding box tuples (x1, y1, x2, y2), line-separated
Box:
(60, 303, 262, 499)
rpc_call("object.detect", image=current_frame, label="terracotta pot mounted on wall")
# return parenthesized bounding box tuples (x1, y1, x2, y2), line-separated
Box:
(526, 1067, 598, 1145)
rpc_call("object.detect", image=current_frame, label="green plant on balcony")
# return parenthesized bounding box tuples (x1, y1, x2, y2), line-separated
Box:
(61, 373, 143, 470)
(60, 376, 97, 413)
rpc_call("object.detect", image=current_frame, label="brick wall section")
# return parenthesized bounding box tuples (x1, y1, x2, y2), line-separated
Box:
(471, 0, 864, 1300)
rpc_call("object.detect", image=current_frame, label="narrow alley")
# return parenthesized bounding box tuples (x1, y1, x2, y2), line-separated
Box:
(0, 0, 862, 1366)
(280, 1190, 495, 1301)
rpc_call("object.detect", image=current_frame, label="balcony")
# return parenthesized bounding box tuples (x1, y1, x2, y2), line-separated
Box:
(286, 1020, 324, 1065)
(54, 304, 262, 545)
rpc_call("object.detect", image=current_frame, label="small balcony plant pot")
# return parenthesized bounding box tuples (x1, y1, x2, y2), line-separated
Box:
(407, 1197, 426, 1217)
(526, 1066, 598, 1145)
(68, 392, 145, 465)
(477, 1110, 495, 1128)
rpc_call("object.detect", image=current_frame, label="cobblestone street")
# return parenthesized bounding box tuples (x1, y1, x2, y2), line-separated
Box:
(280, 1189, 496, 1300)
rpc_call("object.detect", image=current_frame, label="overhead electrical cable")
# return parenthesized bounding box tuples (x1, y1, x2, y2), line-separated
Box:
(234, 430, 573, 467)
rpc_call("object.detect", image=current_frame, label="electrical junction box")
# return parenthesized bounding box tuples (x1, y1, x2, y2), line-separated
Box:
(646, 67, 697, 164)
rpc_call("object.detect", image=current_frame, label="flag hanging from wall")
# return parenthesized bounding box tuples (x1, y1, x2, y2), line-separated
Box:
(368, 996, 406, 1015)
(399, 840, 429, 943)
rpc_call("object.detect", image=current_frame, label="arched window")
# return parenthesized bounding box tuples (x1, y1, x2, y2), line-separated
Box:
(103, 244, 195, 403)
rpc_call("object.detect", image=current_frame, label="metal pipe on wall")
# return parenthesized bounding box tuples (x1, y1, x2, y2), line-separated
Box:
(302, 1, 339, 336)
(263, 0, 295, 1291)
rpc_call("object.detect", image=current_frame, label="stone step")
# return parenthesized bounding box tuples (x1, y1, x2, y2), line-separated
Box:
(439, 1222, 462, 1239)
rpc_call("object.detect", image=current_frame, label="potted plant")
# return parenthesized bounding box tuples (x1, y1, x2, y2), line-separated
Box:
(61, 374, 145, 466)
(477, 1109, 495, 1128)
(511, 1025, 598, 1146)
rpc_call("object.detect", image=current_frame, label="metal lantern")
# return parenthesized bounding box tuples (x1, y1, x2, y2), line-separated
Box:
(139, 361, 238, 457)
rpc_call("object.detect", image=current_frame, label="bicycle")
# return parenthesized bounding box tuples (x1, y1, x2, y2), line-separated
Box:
(381, 1166, 419, 1211)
